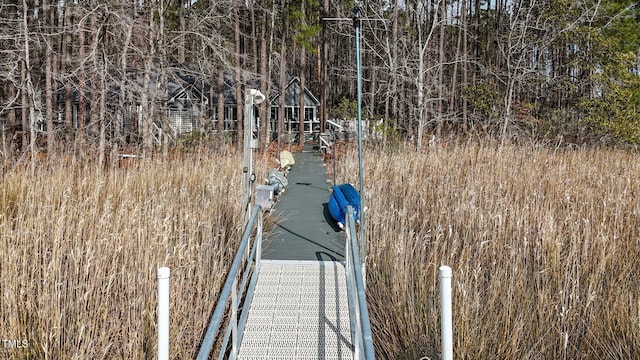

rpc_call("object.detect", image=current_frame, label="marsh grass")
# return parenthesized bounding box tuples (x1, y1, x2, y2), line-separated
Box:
(1, 154, 244, 359)
(3, 144, 639, 359)
(337, 143, 640, 359)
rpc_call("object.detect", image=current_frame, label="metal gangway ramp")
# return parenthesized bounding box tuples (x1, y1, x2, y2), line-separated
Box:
(239, 260, 351, 359)
(196, 148, 375, 360)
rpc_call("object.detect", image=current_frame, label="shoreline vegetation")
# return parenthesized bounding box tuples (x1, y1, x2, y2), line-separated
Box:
(1, 154, 243, 359)
(336, 143, 640, 359)
(1, 142, 639, 359)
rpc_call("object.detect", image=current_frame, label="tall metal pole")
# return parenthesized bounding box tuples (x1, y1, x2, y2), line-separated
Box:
(353, 6, 366, 286)
(242, 91, 253, 227)
(242, 89, 265, 227)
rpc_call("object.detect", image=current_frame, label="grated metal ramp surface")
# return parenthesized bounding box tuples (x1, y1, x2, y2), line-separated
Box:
(239, 261, 353, 360)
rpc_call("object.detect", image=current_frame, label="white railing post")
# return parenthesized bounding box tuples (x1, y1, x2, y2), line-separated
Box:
(256, 210, 263, 268)
(439, 265, 453, 360)
(157, 267, 170, 360)
(231, 277, 239, 360)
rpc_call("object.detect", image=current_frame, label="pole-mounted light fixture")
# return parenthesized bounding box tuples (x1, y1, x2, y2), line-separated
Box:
(248, 89, 266, 105)
(242, 88, 266, 225)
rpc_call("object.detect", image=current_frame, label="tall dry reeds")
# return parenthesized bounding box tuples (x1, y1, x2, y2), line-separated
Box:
(337, 143, 640, 359)
(0, 154, 244, 359)
(3, 143, 639, 359)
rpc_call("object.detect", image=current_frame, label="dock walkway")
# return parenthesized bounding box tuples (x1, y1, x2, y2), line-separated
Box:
(263, 146, 344, 262)
(238, 146, 354, 359)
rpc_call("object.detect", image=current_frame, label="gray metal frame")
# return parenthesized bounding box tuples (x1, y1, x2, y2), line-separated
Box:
(196, 205, 263, 360)
(345, 205, 376, 359)
(196, 203, 375, 359)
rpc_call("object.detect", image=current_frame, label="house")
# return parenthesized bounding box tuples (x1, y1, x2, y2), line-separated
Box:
(269, 77, 321, 140)
(55, 70, 322, 143)
(168, 75, 322, 141)
(166, 73, 208, 135)
(55, 69, 228, 138)
(167, 70, 260, 136)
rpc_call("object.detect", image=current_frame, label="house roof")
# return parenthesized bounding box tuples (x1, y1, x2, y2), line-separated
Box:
(270, 77, 320, 107)
(55, 67, 320, 109)
(185, 71, 263, 105)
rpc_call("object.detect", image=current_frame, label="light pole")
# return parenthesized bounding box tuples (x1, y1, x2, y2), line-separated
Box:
(353, 6, 367, 286)
(322, 6, 375, 285)
(242, 89, 266, 226)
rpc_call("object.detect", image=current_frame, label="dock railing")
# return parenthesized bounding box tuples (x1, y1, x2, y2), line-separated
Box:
(195, 202, 376, 359)
(345, 205, 376, 359)
(196, 204, 263, 360)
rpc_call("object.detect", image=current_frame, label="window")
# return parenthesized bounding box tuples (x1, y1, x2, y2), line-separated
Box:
(224, 107, 237, 131)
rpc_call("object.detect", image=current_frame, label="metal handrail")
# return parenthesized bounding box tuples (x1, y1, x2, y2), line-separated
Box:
(196, 202, 374, 359)
(345, 205, 376, 359)
(196, 204, 263, 360)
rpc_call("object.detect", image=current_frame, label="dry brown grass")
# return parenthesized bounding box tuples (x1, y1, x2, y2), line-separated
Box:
(3, 143, 639, 359)
(337, 143, 640, 359)
(0, 153, 245, 359)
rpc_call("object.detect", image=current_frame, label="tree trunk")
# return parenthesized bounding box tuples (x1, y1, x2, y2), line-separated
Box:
(88, 7, 100, 144)
(21, 0, 37, 168)
(20, 32, 29, 154)
(158, 0, 168, 153)
(277, 0, 288, 156)
(369, 61, 377, 135)
(64, 2, 73, 132)
(320, 0, 329, 133)
(234, 2, 243, 146)
(45, 0, 55, 156)
(217, 64, 225, 143)
(78, 13, 87, 140)
(389, 0, 399, 130)
(142, 3, 155, 157)
(436, 0, 446, 138)
(4, 83, 17, 159)
(117, 14, 134, 156)
(97, 46, 107, 171)
(250, 1, 258, 73)
(178, 0, 186, 63)
(142, 62, 152, 157)
(259, 0, 270, 149)
(298, 0, 306, 147)
(449, 0, 462, 120)
(462, 0, 468, 133)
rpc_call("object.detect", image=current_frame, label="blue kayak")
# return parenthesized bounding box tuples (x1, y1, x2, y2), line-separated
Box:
(328, 183, 361, 229)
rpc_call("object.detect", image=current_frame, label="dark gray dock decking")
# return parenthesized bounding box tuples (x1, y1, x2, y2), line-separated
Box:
(262, 146, 345, 262)
(238, 147, 357, 359)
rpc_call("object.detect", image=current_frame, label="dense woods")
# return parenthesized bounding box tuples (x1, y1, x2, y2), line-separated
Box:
(1, 0, 639, 162)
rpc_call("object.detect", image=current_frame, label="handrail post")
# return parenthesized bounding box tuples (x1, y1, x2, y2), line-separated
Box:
(231, 277, 239, 360)
(346, 208, 362, 359)
(197, 205, 261, 360)
(256, 210, 263, 268)
(157, 267, 170, 360)
(440, 265, 453, 360)
(346, 205, 374, 359)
